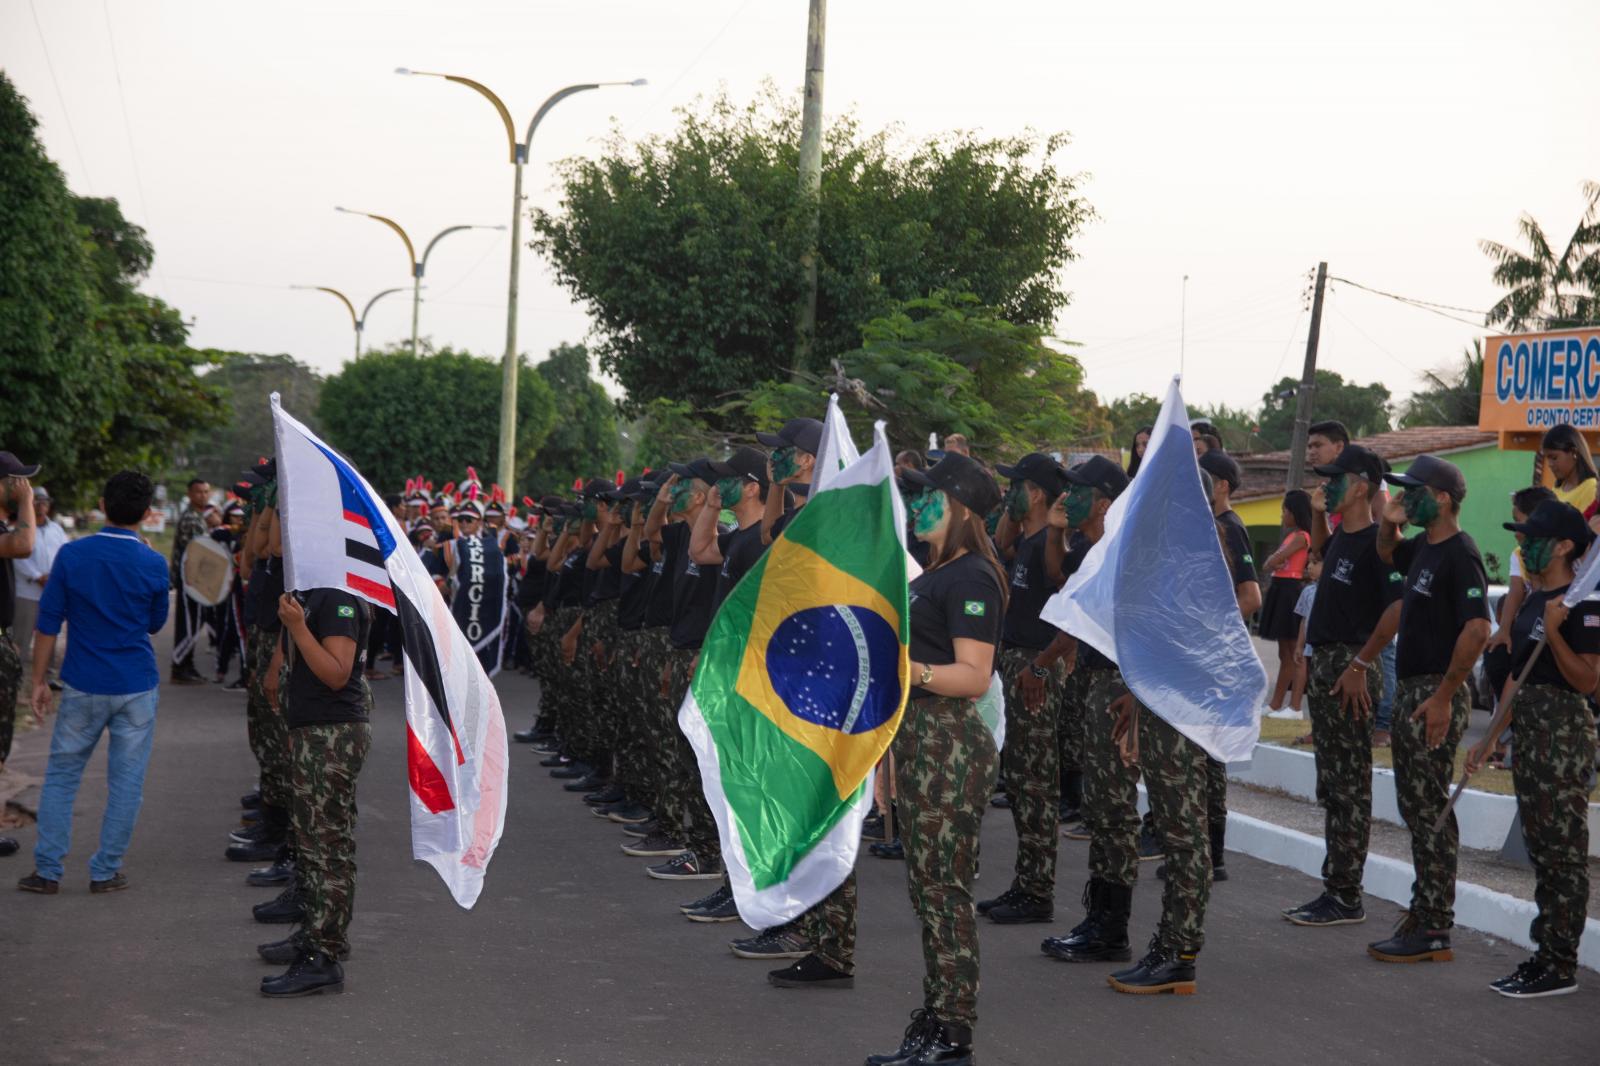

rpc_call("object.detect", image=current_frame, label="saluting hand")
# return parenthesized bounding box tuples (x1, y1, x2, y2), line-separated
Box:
(1046, 493, 1068, 530)
(1309, 486, 1326, 514)
(1381, 496, 1408, 528)
(655, 474, 679, 507)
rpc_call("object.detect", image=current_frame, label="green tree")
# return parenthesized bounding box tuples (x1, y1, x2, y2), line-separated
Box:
(1480, 181, 1600, 331)
(532, 88, 1091, 418)
(1105, 393, 1162, 450)
(527, 343, 622, 496)
(632, 398, 723, 472)
(1191, 403, 1265, 453)
(723, 292, 1108, 459)
(0, 73, 108, 487)
(1255, 370, 1391, 450)
(185, 353, 325, 487)
(318, 345, 557, 499)
(1398, 342, 1484, 427)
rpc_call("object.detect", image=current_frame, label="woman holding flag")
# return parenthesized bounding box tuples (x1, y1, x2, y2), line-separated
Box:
(1465, 499, 1598, 999)
(867, 452, 1004, 1066)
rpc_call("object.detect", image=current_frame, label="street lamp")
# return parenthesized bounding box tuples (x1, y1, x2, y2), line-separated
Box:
(333, 207, 504, 357)
(290, 284, 408, 360)
(396, 67, 647, 493)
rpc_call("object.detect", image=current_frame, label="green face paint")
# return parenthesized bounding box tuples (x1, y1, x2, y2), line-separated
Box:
(1401, 485, 1440, 527)
(1063, 484, 1095, 528)
(912, 489, 948, 538)
(669, 479, 696, 514)
(1521, 536, 1557, 574)
(715, 477, 745, 505)
(984, 505, 1001, 536)
(1322, 474, 1348, 514)
(770, 446, 798, 483)
(1004, 481, 1031, 522)
(549, 516, 566, 535)
(582, 498, 599, 522)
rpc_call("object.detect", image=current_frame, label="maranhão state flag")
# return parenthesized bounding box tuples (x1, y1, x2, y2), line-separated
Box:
(271, 394, 508, 908)
(680, 406, 910, 929)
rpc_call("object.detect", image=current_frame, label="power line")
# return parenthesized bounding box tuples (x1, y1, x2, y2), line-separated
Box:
(101, 0, 165, 289)
(1328, 274, 1498, 331)
(28, 0, 93, 192)
(649, 0, 758, 109)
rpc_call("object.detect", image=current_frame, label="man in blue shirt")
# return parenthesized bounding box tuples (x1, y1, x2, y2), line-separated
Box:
(18, 471, 170, 895)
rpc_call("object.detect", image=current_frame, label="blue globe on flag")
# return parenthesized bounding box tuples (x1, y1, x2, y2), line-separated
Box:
(765, 604, 902, 735)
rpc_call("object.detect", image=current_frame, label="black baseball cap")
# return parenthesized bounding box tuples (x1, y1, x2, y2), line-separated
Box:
(576, 477, 614, 499)
(705, 445, 770, 489)
(667, 458, 719, 484)
(1503, 499, 1592, 548)
(1063, 455, 1130, 500)
(995, 452, 1068, 496)
(755, 418, 824, 457)
(1313, 443, 1386, 486)
(0, 451, 40, 478)
(1198, 450, 1242, 492)
(1384, 454, 1467, 502)
(901, 452, 1002, 516)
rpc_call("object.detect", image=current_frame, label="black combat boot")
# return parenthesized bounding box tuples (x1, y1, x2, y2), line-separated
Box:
(1043, 880, 1131, 962)
(260, 949, 344, 997)
(246, 854, 295, 888)
(976, 883, 1024, 917)
(1367, 912, 1452, 963)
(865, 1010, 975, 1066)
(1209, 821, 1229, 882)
(986, 890, 1052, 924)
(258, 929, 351, 964)
(1108, 935, 1197, 995)
(253, 884, 305, 924)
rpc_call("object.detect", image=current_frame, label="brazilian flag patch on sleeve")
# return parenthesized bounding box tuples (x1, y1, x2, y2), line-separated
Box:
(963, 600, 986, 617)
(1467, 588, 1483, 599)
(337, 604, 356, 618)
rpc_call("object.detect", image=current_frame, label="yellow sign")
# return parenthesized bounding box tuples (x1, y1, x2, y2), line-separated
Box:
(1479, 328, 1600, 450)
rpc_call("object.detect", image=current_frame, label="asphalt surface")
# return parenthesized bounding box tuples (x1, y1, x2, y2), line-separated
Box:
(3, 637, 1596, 1066)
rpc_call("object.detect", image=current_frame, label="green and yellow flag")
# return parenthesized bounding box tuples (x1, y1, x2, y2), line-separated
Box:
(679, 410, 909, 927)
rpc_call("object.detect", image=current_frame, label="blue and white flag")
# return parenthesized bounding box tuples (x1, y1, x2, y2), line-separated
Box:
(271, 394, 508, 908)
(1041, 376, 1266, 762)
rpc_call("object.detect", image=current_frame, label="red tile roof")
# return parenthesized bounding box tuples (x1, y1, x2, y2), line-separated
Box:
(1234, 425, 1496, 502)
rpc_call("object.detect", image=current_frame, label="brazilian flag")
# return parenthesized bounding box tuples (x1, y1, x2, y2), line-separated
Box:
(679, 421, 909, 928)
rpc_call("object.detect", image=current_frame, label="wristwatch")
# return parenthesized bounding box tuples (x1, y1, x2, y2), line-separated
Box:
(918, 663, 934, 686)
(1029, 663, 1050, 679)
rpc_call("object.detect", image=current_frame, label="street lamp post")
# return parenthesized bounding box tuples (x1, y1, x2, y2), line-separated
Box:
(290, 284, 407, 360)
(334, 207, 503, 357)
(396, 68, 646, 494)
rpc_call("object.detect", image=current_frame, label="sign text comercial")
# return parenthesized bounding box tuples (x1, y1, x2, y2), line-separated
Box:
(1479, 329, 1600, 431)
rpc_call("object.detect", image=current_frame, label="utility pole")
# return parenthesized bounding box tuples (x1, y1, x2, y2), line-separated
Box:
(1285, 261, 1328, 492)
(794, 0, 826, 369)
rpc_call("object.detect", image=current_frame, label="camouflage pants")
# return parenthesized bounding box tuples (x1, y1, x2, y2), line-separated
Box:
(1079, 667, 1141, 888)
(288, 719, 372, 958)
(803, 872, 859, 975)
(893, 695, 1000, 1030)
(1057, 666, 1087, 775)
(0, 633, 19, 765)
(1307, 644, 1380, 903)
(634, 627, 676, 819)
(540, 607, 581, 750)
(1510, 685, 1597, 979)
(583, 601, 620, 760)
(998, 646, 1060, 898)
(1205, 756, 1227, 829)
(610, 627, 651, 807)
(1390, 673, 1469, 929)
(248, 629, 292, 811)
(1139, 708, 1211, 953)
(664, 644, 720, 866)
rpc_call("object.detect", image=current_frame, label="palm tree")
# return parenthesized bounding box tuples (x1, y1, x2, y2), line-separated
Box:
(1399, 341, 1483, 427)
(1480, 180, 1600, 331)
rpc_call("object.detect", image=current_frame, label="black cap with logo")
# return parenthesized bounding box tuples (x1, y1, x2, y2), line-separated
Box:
(1063, 455, 1130, 500)
(755, 418, 825, 457)
(1503, 498, 1592, 549)
(1198, 450, 1242, 492)
(705, 445, 771, 489)
(995, 452, 1068, 496)
(1313, 443, 1386, 486)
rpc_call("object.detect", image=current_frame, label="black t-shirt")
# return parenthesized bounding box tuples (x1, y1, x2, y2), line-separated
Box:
(1060, 531, 1114, 671)
(617, 546, 652, 631)
(642, 535, 679, 629)
(1392, 531, 1491, 679)
(908, 551, 1004, 699)
(713, 522, 767, 612)
(1002, 527, 1058, 651)
(1216, 509, 1258, 586)
(1509, 585, 1600, 690)
(669, 522, 720, 650)
(553, 548, 586, 608)
(284, 589, 371, 727)
(1307, 523, 1403, 648)
(515, 555, 547, 611)
(591, 542, 623, 604)
(254, 556, 286, 632)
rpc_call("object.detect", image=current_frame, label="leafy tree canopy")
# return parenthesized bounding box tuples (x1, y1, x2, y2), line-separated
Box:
(533, 87, 1091, 420)
(318, 344, 557, 500)
(527, 343, 622, 496)
(1398, 342, 1484, 428)
(185, 353, 325, 488)
(1256, 369, 1391, 450)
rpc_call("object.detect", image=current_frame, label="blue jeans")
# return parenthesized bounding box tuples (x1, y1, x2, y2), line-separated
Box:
(1375, 640, 1398, 732)
(33, 685, 159, 882)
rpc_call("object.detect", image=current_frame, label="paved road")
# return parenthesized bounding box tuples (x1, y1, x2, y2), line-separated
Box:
(3, 660, 1593, 1066)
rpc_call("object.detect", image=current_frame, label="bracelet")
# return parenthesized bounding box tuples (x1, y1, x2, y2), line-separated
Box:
(1350, 658, 1371, 672)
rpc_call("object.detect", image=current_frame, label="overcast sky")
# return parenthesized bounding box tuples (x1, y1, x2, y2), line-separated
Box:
(5, 0, 1598, 421)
